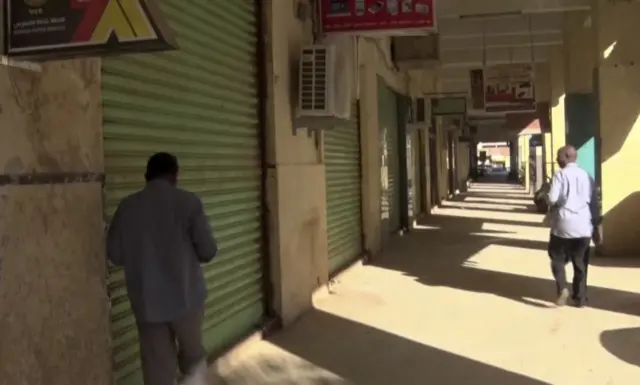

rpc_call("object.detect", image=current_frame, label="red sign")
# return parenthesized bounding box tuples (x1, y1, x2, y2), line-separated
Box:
(319, 0, 435, 35)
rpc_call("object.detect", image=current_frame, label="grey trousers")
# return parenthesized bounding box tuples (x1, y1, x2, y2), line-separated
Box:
(137, 308, 207, 385)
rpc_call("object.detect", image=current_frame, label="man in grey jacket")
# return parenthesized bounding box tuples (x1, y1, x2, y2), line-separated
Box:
(107, 152, 218, 385)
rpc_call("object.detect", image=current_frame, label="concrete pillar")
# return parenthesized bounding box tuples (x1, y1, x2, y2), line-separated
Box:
(544, 132, 554, 179)
(509, 138, 519, 180)
(563, 12, 598, 179)
(358, 41, 382, 255)
(0, 60, 110, 384)
(592, 0, 640, 255)
(523, 135, 531, 193)
(549, 45, 566, 174)
(263, 0, 329, 324)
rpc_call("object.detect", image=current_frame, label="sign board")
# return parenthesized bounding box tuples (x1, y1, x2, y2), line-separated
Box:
(430, 96, 466, 116)
(469, 69, 484, 110)
(319, 0, 436, 35)
(484, 64, 535, 113)
(4, 0, 177, 60)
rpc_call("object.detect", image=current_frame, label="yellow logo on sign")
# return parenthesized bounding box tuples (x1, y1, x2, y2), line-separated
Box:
(92, 0, 157, 43)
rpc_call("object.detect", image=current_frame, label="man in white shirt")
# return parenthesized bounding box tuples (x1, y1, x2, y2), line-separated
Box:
(547, 145, 595, 307)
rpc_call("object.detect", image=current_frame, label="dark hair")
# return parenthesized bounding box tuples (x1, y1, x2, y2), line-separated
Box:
(145, 152, 179, 182)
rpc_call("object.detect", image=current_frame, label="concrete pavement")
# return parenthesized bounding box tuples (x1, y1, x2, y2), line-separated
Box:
(211, 183, 640, 385)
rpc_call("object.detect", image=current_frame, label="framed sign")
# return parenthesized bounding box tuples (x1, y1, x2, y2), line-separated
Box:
(431, 96, 466, 116)
(4, 0, 177, 60)
(319, 0, 436, 35)
(484, 64, 536, 113)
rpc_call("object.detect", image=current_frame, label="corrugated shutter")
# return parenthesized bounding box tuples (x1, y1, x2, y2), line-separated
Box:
(102, 2, 263, 384)
(325, 100, 362, 275)
(377, 77, 402, 235)
(388, 109, 401, 232)
(378, 81, 401, 232)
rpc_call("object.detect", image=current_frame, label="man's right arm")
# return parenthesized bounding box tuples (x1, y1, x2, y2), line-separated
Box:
(189, 196, 218, 263)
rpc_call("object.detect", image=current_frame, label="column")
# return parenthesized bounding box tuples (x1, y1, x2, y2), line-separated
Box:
(0, 60, 110, 384)
(563, 11, 597, 179)
(544, 132, 554, 179)
(509, 138, 519, 180)
(549, 44, 566, 174)
(592, 0, 640, 255)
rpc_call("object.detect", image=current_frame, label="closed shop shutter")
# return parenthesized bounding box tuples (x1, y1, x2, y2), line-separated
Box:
(102, 2, 263, 384)
(378, 80, 401, 232)
(325, 100, 362, 275)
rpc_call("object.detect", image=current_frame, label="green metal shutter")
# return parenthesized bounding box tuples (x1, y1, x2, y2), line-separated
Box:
(325, 101, 362, 275)
(102, 2, 263, 384)
(378, 80, 401, 232)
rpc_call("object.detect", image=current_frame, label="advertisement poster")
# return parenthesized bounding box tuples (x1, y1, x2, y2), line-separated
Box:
(5, 0, 177, 59)
(319, 0, 436, 34)
(483, 64, 536, 113)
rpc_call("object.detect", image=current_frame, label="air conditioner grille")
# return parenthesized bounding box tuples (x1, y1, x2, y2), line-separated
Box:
(300, 47, 328, 111)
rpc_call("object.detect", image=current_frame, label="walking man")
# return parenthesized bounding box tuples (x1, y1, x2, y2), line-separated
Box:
(547, 145, 595, 307)
(107, 152, 218, 385)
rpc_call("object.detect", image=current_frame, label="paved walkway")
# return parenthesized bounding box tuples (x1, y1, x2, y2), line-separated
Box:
(212, 182, 640, 385)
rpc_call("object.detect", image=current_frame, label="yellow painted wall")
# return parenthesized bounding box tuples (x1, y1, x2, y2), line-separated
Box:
(594, 0, 640, 255)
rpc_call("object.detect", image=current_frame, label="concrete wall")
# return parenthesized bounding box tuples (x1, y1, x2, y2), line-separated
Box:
(264, 0, 411, 324)
(0, 60, 110, 385)
(593, 0, 640, 255)
(262, 0, 329, 325)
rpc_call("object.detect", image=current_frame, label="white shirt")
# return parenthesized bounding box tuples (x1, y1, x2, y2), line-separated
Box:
(547, 163, 594, 239)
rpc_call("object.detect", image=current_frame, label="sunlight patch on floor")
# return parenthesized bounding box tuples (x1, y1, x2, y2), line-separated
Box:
(433, 207, 543, 223)
(441, 201, 531, 211)
(463, 196, 536, 205)
(462, 244, 553, 279)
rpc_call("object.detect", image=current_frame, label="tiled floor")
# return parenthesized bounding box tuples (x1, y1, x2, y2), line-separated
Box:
(212, 182, 640, 384)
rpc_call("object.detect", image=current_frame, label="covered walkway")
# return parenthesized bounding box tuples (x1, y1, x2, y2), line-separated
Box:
(212, 183, 640, 385)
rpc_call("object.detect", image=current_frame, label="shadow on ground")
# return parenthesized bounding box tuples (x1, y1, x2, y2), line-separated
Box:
(213, 181, 640, 384)
(216, 309, 552, 385)
(600, 327, 640, 368)
(374, 183, 640, 316)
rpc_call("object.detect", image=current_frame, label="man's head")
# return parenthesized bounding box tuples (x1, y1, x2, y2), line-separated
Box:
(556, 145, 578, 169)
(145, 152, 179, 185)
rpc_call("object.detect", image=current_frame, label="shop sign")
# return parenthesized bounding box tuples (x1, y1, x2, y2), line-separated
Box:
(430, 96, 466, 116)
(469, 69, 484, 110)
(484, 64, 536, 113)
(4, 0, 177, 60)
(319, 0, 436, 35)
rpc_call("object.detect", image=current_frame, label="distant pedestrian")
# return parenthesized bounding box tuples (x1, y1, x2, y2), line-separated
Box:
(546, 145, 595, 307)
(107, 152, 218, 385)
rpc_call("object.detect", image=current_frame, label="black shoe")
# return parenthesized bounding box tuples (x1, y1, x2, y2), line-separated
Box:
(556, 288, 570, 307)
(572, 298, 587, 308)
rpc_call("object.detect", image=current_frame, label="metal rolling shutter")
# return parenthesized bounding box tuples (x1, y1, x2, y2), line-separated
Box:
(102, 2, 263, 384)
(378, 81, 402, 232)
(325, 101, 362, 275)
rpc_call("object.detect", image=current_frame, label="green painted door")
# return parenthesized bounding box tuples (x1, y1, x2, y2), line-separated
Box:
(378, 79, 401, 233)
(325, 100, 362, 275)
(102, 2, 263, 384)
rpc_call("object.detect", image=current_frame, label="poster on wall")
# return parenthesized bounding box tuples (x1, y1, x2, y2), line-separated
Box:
(483, 64, 536, 113)
(319, 0, 436, 35)
(4, 0, 177, 60)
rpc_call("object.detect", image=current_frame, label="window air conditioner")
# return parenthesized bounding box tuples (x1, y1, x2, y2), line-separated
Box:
(295, 44, 353, 128)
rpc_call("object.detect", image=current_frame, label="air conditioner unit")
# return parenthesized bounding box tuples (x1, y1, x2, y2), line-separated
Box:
(391, 34, 440, 71)
(295, 43, 353, 128)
